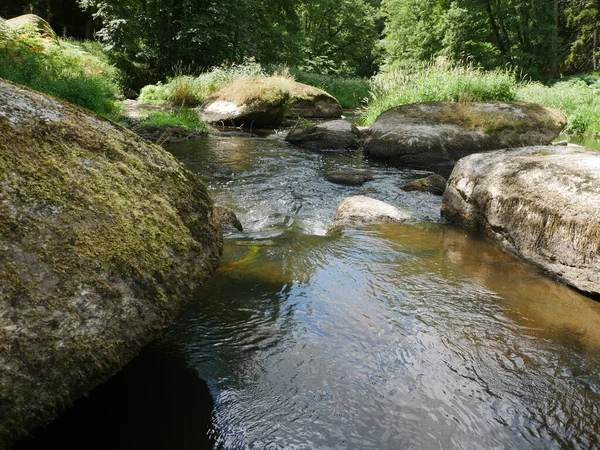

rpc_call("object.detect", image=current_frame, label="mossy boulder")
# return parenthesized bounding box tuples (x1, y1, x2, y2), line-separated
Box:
(286, 119, 362, 151)
(286, 82, 342, 119)
(5, 14, 58, 42)
(363, 101, 567, 173)
(0, 79, 223, 447)
(442, 145, 600, 297)
(200, 77, 290, 128)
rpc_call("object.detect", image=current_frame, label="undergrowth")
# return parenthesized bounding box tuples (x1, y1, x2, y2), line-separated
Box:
(0, 17, 122, 117)
(137, 108, 209, 131)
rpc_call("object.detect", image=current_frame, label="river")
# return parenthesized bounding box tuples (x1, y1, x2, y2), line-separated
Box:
(16, 132, 600, 449)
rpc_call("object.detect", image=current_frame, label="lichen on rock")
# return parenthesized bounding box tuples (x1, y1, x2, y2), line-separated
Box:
(0, 79, 222, 447)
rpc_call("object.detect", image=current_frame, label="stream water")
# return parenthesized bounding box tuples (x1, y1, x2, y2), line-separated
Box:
(17, 132, 600, 449)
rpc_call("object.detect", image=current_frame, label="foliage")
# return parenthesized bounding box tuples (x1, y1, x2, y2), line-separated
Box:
(362, 59, 518, 124)
(0, 17, 121, 116)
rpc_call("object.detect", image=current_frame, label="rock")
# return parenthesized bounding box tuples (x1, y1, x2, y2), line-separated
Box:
(0, 79, 223, 447)
(200, 77, 290, 128)
(332, 196, 411, 227)
(441, 145, 600, 297)
(213, 206, 243, 232)
(324, 170, 374, 186)
(212, 165, 234, 177)
(287, 82, 342, 118)
(402, 174, 447, 196)
(5, 14, 58, 42)
(363, 101, 567, 173)
(286, 119, 362, 151)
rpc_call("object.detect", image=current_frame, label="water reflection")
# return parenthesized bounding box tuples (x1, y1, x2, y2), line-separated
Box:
(156, 220, 600, 449)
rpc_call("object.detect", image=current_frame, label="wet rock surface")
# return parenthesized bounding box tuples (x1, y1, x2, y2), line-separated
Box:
(442, 145, 600, 296)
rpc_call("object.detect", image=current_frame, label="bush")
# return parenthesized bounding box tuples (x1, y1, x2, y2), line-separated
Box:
(0, 18, 121, 117)
(362, 59, 517, 125)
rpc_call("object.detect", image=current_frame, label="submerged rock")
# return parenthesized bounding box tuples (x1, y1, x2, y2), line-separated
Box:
(324, 169, 374, 186)
(442, 145, 600, 296)
(0, 79, 223, 447)
(402, 174, 447, 196)
(287, 82, 342, 119)
(363, 101, 566, 173)
(286, 119, 362, 151)
(332, 195, 410, 227)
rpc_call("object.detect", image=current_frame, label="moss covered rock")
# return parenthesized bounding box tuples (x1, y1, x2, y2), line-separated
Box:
(442, 145, 600, 296)
(363, 101, 567, 173)
(286, 82, 342, 119)
(200, 77, 290, 128)
(0, 79, 223, 447)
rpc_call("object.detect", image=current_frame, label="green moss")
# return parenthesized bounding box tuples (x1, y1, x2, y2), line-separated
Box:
(0, 81, 222, 447)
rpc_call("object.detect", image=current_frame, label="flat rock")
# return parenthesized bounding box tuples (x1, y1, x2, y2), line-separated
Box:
(363, 101, 567, 173)
(332, 195, 411, 227)
(441, 145, 600, 296)
(0, 79, 222, 447)
(286, 119, 362, 151)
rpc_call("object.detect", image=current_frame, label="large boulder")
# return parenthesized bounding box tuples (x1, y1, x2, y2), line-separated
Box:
(0, 80, 223, 447)
(363, 101, 567, 173)
(200, 77, 290, 128)
(287, 82, 342, 119)
(332, 196, 410, 227)
(5, 14, 58, 42)
(441, 145, 600, 297)
(286, 119, 362, 151)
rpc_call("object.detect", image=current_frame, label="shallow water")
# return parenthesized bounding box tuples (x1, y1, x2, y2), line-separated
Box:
(18, 133, 600, 449)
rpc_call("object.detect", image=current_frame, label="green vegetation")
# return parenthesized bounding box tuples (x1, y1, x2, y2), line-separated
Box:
(137, 108, 210, 132)
(361, 60, 600, 136)
(0, 17, 121, 116)
(362, 60, 518, 125)
(291, 71, 371, 108)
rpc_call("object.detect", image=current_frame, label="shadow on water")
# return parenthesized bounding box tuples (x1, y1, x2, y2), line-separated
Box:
(14, 346, 215, 450)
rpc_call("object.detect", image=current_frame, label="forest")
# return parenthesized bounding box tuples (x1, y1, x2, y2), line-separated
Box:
(1, 0, 600, 135)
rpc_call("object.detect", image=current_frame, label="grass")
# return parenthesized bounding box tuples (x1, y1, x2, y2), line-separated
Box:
(138, 61, 366, 110)
(516, 77, 600, 136)
(290, 70, 371, 108)
(362, 59, 517, 125)
(360, 58, 600, 137)
(137, 108, 209, 131)
(0, 17, 122, 117)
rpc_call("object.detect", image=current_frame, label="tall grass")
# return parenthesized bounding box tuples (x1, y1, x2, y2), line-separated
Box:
(516, 78, 600, 136)
(137, 107, 209, 131)
(362, 60, 517, 125)
(0, 18, 122, 116)
(291, 70, 371, 108)
(139, 59, 266, 107)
